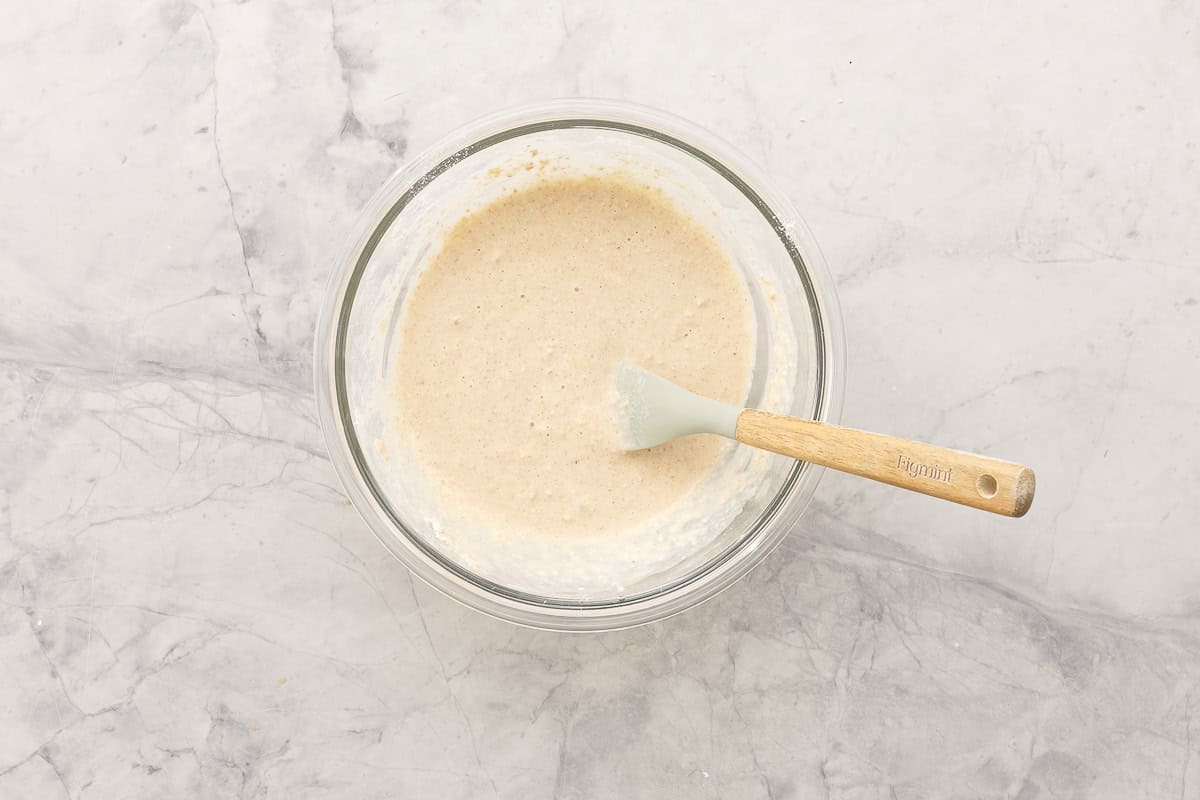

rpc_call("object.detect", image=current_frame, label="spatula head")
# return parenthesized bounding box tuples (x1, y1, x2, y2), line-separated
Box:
(612, 361, 742, 451)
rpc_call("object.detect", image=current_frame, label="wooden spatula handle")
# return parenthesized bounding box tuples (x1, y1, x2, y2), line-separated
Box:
(735, 409, 1035, 517)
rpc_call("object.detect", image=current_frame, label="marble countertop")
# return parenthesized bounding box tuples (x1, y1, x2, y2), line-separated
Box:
(3, 1, 1199, 797)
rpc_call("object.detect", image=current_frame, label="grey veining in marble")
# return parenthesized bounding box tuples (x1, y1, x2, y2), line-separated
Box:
(3, 1, 1199, 797)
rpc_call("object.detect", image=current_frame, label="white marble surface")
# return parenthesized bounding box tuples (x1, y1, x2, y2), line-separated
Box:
(3, 1, 1199, 797)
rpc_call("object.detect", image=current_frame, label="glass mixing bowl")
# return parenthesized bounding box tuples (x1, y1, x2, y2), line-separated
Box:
(314, 100, 844, 631)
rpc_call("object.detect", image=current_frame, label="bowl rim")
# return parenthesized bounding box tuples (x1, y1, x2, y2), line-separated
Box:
(314, 98, 846, 631)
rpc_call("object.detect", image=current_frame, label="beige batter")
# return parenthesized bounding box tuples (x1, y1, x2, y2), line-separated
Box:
(394, 175, 753, 538)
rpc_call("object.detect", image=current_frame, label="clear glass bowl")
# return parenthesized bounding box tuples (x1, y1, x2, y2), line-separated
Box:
(314, 100, 845, 631)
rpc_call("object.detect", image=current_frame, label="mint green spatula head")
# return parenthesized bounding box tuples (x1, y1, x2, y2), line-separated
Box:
(613, 361, 742, 451)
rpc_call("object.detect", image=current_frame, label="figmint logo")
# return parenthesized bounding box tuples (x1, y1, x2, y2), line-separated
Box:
(896, 454, 952, 484)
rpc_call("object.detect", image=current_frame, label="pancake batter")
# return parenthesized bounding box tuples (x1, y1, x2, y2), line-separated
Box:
(393, 175, 754, 538)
